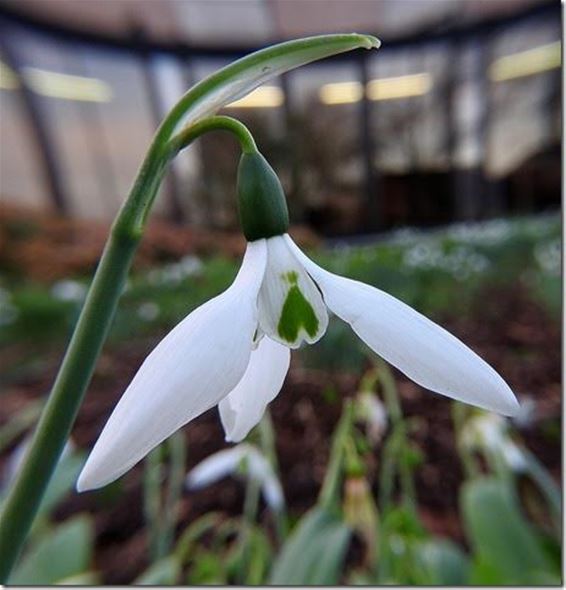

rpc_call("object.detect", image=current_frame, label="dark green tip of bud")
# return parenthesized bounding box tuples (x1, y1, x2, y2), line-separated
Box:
(237, 151, 289, 242)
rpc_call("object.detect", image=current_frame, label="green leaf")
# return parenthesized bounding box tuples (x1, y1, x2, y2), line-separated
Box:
(0, 401, 42, 453)
(38, 452, 85, 517)
(187, 550, 227, 585)
(269, 507, 350, 585)
(462, 477, 554, 584)
(8, 516, 93, 585)
(247, 530, 273, 585)
(134, 556, 180, 585)
(415, 539, 470, 585)
(0, 450, 84, 535)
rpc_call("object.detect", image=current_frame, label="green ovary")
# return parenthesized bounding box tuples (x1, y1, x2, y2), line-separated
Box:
(277, 284, 319, 343)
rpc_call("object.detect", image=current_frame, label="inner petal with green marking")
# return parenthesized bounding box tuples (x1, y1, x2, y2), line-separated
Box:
(258, 236, 328, 349)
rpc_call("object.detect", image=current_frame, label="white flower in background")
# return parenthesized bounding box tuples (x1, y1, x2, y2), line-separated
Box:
(78, 230, 519, 491)
(448, 219, 512, 246)
(186, 444, 284, 511)
(500, 439, 527, 472)
(403, 241, 489, 279)
(137, 302, 160, 322)
(3, 437, 75, 489)
(461, 412, 507, 449)
(356, 391, 388, 444)
(147, 255, 203, 286)
(51, 280, 87, 302)
(460, 411, 526, 472)
(534, 238, 560, 277)
(510, 395, 537, 429)
(0, 287, 18, 326)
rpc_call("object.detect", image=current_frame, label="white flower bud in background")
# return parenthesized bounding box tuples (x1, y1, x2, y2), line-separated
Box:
(460, 411, 526, 473)
(510, 396, 537, 429)
(186, 444, 284, 512)
(3, 436, 75, 489)
(137, 302, 160, 322)
(461, 412, 507, 450)
(0, 286, 18, 326)
(343, 475, 379, 565)
(356, 391, 388, 444)
(500, 439, 527, 473)
(51, 280, 87, 303)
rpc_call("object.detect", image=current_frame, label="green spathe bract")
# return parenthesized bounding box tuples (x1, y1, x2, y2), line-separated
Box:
(237, 152, 289, 241)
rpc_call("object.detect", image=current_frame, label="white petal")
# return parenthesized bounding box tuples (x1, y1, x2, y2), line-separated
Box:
(258, 235, 328, 348)
(247, 449, 285, 511)
(77, 241, 267, 492)
(260, 473, 285, 512)
(186, 444, 285, 511)
(186, 446, 247, 490)
(219, 337, 290, 443)
(285, 235, 519, 416)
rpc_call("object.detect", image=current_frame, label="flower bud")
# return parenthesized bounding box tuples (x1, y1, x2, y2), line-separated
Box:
(237, 151, 289, 241)
(343, 475, 379, 566)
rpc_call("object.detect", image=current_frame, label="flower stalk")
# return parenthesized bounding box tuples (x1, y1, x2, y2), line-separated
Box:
(257, 410, 288, 542)
(0, 31, 382, 576)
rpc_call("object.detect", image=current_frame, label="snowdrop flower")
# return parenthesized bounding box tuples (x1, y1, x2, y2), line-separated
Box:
(4, 437, 75, 489)
(500, 439, 527, 472)
(186, 444, 284, 511)
(460, 412, 526, 472)
(461, 412, 507, 450)
(137, 302, 160, 322)
(51, 280, 87, 303)
(0, 288, 17, 327)
(78, 149, 518, 492)
(510, 395, 537, 429)
(356, 391, 388, 444)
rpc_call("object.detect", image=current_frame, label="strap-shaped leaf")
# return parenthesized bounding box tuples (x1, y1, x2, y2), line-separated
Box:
(462, 477, 556, 584)
(268, 507, 351, 585)
(8, 516, 93, 585)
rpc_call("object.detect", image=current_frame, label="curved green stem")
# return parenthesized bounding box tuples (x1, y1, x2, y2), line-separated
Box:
(318, 400, 356, 510)
(169, 116, 257, 156)
(0, 33, 379, 581)
(0, 116, 255, 583)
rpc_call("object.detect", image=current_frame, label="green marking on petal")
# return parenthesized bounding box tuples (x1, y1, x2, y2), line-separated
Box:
(277, 284, 319, 343)
(282, 271, 299, 284)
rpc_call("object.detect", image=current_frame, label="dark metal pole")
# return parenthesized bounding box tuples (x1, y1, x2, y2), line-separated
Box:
(73, 52, 119, 215)
(358, 53, 380, 232)
(0, 29, 69, 214)
(476, 36, 503, 219)
(280, 71, 304, 221)
(131, 25, 185, 224)
(444, 40, 473, 222)
(447, 40, 484, 222)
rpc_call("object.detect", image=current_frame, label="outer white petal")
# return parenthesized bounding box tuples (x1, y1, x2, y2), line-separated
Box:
(258, 235, 328, 348)
(284, 235, 519, 416)
(219, 337, 290, 443)
(186, 446, 247, 490)
(77, 241, 267, 492)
